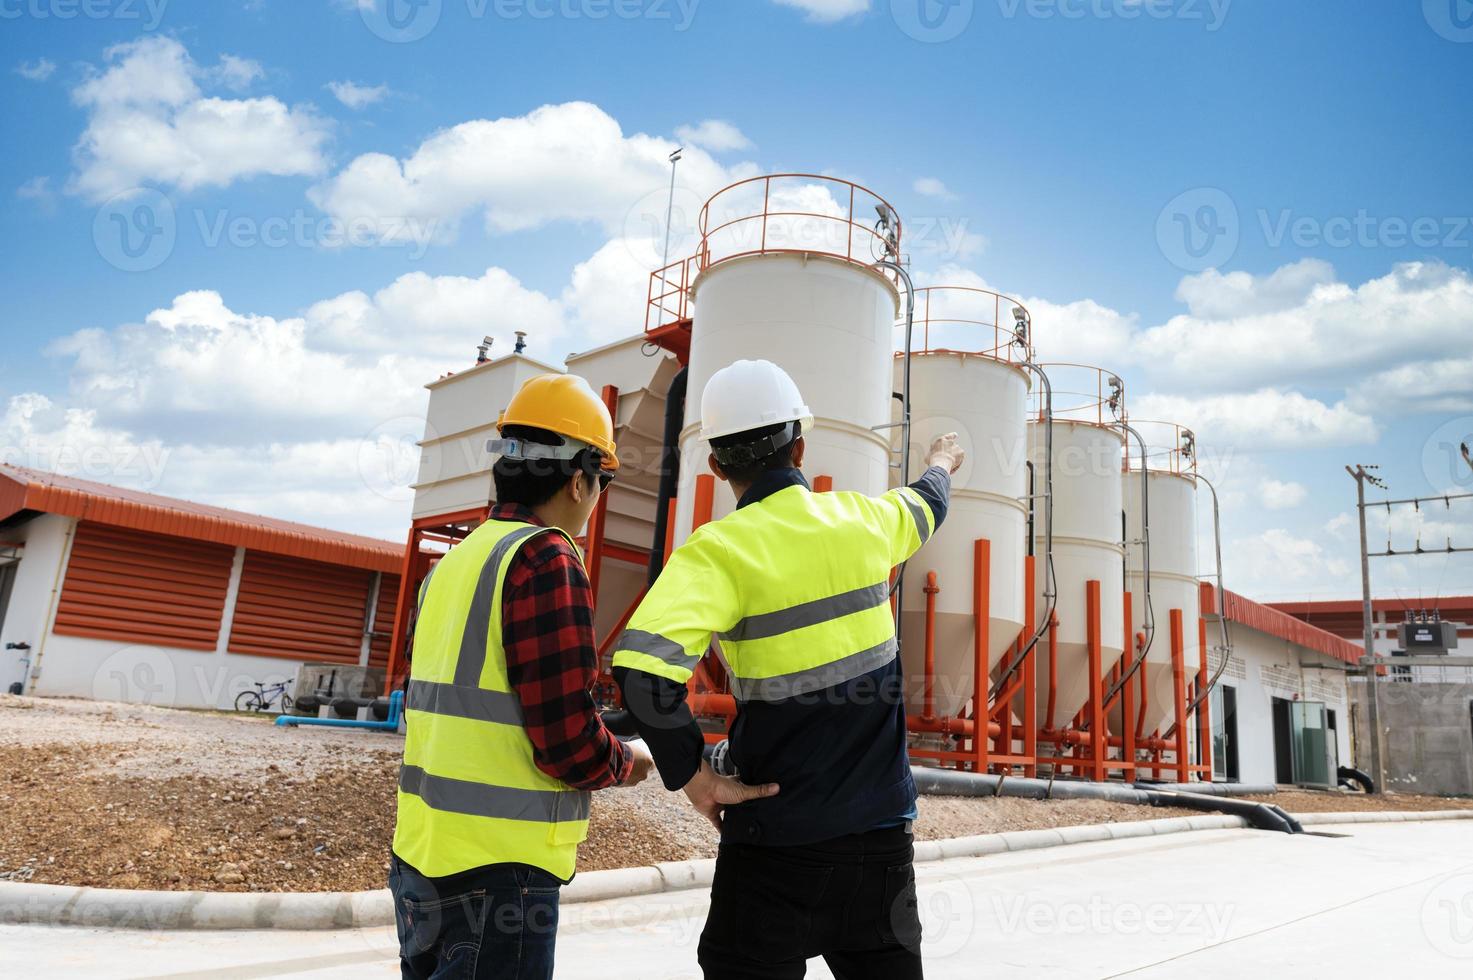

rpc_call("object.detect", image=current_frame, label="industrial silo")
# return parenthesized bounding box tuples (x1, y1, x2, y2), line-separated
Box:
(896, 287, 1030, 722)
(1122, 421, 1200, 738)
(1027, 365, 1127, 734)
(672, 175, 902, 539)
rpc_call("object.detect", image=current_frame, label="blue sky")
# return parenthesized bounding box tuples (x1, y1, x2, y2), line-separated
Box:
(3, 0, 1472, 603)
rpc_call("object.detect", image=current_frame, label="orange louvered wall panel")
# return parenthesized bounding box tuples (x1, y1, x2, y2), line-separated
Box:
(228, 551, 374, 664)
(368, 573, 401, 671)
(53, 523, 235, 650)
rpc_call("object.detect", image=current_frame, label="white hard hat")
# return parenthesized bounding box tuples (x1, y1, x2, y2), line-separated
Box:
(699, 359, 814, 442)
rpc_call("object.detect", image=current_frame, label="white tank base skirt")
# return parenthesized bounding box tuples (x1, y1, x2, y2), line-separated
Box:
(1026, 421, 1126, 727)
(897, 352, 1028, 720)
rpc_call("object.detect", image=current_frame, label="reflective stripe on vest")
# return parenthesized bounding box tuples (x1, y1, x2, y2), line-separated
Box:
(613, 483, 934, 702)
(393, 519, 591, 881)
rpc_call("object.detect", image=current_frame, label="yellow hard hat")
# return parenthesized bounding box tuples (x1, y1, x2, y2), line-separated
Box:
(496, 374, 619, 471)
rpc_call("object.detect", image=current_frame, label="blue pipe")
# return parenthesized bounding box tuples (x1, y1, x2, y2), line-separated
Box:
(275, 690, 403, 731)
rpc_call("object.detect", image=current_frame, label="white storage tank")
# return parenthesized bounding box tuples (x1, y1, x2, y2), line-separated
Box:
(1026, 365, 1127, 730)
(673, 176, 902, 539)
(1122, 422, 1200, 737)
(896, 287, 1030, 720)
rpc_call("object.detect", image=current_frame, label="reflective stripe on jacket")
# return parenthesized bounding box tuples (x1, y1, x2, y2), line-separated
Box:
(611, 482, 935, 697)
(393, 520, 591, 881)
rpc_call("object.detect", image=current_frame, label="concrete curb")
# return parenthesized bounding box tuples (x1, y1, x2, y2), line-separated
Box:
(3, 809, 1468, 931)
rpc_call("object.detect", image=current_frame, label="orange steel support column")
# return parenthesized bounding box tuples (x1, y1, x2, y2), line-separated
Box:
(382, 525, 421, 694)
(922, 572, 938, 722)
(1170, 608, 1189, 782)
(583, 383, 620, 601)
(1086, 580, 1106, 781)
(1122, 591, 1136, 782)
(973, 538, 991, 774)
(813, 475, 833, 492)
(1197, 615, 1213, 781)
(693, 474, 715, 529)
(1022, 555, 1037, 777)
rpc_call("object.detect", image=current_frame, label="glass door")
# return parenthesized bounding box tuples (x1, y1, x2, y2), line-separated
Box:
(1290, 700, 1332, 788)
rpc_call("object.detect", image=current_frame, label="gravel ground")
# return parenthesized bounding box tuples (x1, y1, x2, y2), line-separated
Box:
(2, 694, 1462, 893)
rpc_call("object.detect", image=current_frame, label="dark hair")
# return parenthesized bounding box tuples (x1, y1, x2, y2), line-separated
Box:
(709, 421, 801, 485)
(492, 425, 599, 508)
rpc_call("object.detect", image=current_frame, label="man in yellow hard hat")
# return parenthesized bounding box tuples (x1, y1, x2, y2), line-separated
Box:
(390, 372, 654, 980)
(612, 358, 963, 979)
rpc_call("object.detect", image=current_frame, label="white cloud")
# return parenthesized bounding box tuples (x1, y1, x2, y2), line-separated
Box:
(1260, 478, 1308, 510)
(771, 0, 869, 21)
(15, 58, 56, 81)
(1172, 258, 1335, 319)
(16, 176, 54, 207)
(1227, 528, 1352, 601)
(1348, 357, 1473, 416)
(913, 176, 955, 200)
(674, 119, 752, 152)
(1131, 388, 1376, 451)
(309, 101, 752, 244)
(327, 80, 389, 110)
(1137, 260, 1473, 394)
(68, 37, 330, 202)
(210, 54, 264, 92)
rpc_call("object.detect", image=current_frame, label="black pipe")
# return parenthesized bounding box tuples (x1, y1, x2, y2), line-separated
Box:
(911, 767, 1302, 834)
(1138, 789, 1304, 834)
(647, 365, 688, 585)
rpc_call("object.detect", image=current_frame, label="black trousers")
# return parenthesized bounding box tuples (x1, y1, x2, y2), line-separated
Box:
(697, 825, 924, 979)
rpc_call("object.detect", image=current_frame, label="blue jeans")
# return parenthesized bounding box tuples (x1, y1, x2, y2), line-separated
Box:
(388, 855, 561, 980)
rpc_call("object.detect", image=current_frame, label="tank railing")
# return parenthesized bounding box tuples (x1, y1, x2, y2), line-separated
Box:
(903, 287, 1033, 365)
(696, 174, 903, 284)
(645, 254, 698, 333)
(1028, 362, 1127, 428)
(1123, 420, 1198, 477)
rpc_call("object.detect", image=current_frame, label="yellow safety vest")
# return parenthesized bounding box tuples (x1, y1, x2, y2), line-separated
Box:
(393, 520, 591, 881)
(611, 482, 935, 699)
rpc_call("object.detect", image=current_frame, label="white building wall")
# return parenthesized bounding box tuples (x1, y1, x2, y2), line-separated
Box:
(0, 513, 73, 691)
(1207, 624, 1353, 785)
(3, 516, 379, 711)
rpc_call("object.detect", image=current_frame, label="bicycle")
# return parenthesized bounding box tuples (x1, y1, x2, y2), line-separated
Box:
(235, 681, 294, 714)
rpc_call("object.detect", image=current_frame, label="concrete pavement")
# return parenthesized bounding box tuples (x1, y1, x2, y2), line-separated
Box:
(4, 820, 1472, 978)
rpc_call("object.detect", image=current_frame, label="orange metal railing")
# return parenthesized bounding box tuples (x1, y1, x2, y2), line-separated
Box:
(905, 286, 1033, 364)
(1124, 419, 1198, 478)
(647, 174, 905, 343)
(1030, 362, 1127, 428)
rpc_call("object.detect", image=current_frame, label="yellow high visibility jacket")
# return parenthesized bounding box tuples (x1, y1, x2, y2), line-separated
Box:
(393, 520, 591, 881)
(611, 481, 936, 699)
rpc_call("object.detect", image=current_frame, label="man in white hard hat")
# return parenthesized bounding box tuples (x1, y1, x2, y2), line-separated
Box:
(611, 359, 963, 979)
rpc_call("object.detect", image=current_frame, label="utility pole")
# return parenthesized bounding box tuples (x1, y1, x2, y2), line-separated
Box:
(1346, 463, 1387, 794)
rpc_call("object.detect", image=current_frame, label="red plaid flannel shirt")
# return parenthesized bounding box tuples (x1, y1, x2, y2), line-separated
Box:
(491, 503, 631, 790)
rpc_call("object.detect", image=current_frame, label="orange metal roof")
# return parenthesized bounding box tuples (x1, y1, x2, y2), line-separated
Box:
(0, 464, 401, 573)
(1201, 582, 1363, 665)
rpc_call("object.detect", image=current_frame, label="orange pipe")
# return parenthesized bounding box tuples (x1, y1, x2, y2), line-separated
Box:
(1170, 608, 1189, 782)
(922, 571, 939, 722)
(1045, 613, 1059, 730)
(972, 538, 991, 773)
(1122, 590, 1136, 782)
(1022, 554, 1037, 777)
